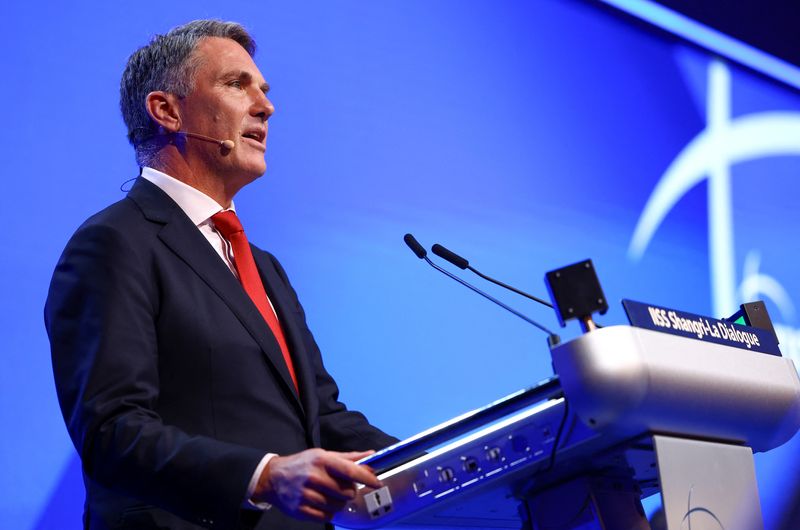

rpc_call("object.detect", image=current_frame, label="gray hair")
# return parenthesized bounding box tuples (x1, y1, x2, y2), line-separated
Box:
(120, 20, 256, 166)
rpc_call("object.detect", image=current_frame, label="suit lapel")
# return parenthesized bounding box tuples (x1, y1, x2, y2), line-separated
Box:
(127, 178, 305, 417)
(254, 252, 319, 435)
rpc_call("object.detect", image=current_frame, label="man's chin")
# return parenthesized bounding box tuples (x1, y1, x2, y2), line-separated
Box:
(240, 164, 268, 184)
(235, 159, 267, 179)
(252, 162, 267, 179)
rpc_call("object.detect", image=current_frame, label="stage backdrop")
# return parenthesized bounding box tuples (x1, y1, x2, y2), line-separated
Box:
(2, 1, 799, 528)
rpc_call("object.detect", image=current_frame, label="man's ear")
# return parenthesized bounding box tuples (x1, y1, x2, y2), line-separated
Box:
(145, 91, 182, 132)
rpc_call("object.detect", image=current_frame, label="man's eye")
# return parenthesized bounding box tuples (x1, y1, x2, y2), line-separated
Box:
(228, 80, 242, 88)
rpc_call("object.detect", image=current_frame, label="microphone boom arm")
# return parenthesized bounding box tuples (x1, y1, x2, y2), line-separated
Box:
(424, 256, 557, 337)
(468, 265, 553, 308)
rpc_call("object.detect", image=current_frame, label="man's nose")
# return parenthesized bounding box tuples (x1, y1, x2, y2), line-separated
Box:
(252, 91, 274, 121)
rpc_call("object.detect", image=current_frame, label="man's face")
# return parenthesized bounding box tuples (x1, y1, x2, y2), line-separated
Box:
(178, 37, 274, 188)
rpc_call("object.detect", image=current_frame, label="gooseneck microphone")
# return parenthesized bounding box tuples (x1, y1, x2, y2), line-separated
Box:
(404, 233, 428, 259)
(403, 234, 560, 346)
(431, 243, 553, 309)
(179, 131, 236, 150)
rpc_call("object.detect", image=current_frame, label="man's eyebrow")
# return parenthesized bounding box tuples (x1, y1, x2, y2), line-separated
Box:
(221, 69, 247, 79)
(221, 70, 270, 93)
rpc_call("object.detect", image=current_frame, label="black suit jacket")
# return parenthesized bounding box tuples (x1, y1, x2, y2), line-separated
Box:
(45, 178, 396, 529)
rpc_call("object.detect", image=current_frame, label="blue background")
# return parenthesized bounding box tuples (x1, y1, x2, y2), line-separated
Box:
(3, 0, 800, 528)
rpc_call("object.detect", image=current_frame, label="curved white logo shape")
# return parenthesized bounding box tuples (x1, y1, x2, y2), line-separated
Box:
(628, 59, 800, 317)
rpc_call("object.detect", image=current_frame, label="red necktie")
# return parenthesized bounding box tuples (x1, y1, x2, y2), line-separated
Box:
(211, 211, 299, 393)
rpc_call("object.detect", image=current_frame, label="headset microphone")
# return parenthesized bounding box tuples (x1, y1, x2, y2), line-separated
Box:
(179, 131, 235, 150)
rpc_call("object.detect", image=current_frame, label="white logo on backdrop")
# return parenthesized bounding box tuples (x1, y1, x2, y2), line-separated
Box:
(628, 58, 800, 364)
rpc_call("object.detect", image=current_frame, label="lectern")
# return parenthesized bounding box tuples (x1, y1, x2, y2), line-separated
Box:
(332, 324, 800, 529)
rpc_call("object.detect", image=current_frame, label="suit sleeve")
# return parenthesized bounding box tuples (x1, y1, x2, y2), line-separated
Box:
(45, 221, 264, 529)
(266, 254, 399, 452)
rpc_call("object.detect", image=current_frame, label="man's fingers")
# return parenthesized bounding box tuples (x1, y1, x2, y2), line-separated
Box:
(338, 450, 376, 463)
(324, 454, 383, 489)
(257, 448, 384, 521)
(333, 473, 359, 495)
(305, 490, 349, 515)
(340, 450, 379, 476)
(297, 504, 332, 522)
(300, 487, 349, 514)
(305, 471, 357, 501)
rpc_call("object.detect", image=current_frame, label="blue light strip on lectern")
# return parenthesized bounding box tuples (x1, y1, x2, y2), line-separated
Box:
(599, 0, 800, 90)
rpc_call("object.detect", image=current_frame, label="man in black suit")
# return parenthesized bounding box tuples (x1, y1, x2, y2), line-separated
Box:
(45, 20, 396, 529)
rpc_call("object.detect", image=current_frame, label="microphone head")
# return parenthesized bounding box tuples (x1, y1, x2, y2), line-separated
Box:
(431, 244, 469, 269)
(404, 234, 427, 259)
(220, 139, 235, 150)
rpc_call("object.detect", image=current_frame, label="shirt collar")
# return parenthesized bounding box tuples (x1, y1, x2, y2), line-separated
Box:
(140, 167, 235, 226)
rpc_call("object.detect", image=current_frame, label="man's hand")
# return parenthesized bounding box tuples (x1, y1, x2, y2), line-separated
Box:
(253, 448, 382, 522)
